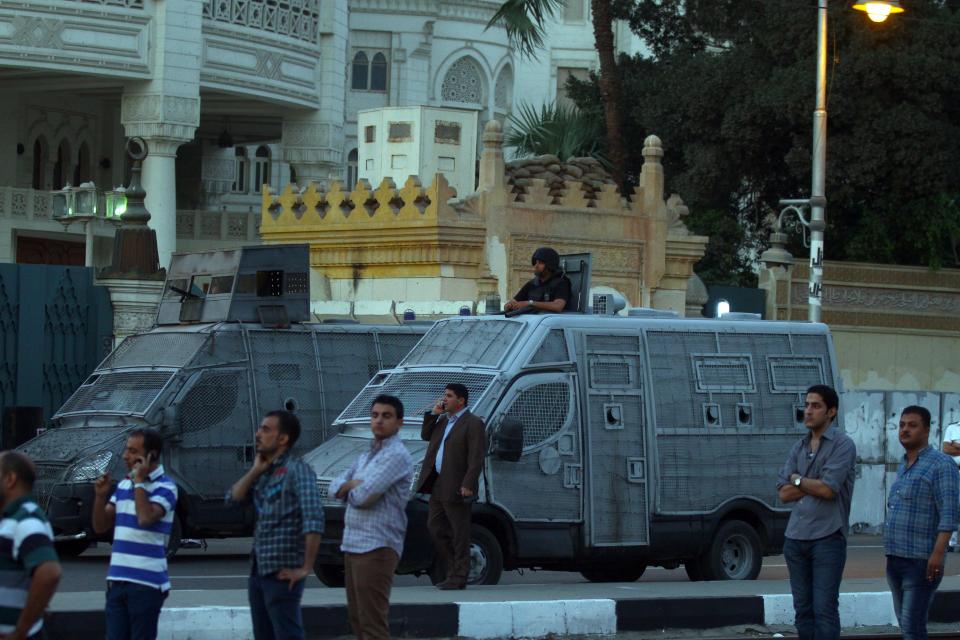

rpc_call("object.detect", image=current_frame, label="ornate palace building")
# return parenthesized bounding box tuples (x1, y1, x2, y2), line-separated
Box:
(0, 0, 644, 268)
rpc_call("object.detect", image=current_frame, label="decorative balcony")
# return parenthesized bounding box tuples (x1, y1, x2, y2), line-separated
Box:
(201, 0, 321, 44)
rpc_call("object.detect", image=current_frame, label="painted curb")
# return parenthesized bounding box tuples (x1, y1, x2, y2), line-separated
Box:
(40, 589, 960, 639)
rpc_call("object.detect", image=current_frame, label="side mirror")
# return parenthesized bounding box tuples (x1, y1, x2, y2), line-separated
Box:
(491, 417, 523, 462)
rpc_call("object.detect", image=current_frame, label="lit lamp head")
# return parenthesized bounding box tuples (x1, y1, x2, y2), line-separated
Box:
(74, 182, 98, 219)
(852, 0, 904, 23)
(51, 184, 75, 220)
(105, 186, 127, 223)
(716, 299, 731, 318)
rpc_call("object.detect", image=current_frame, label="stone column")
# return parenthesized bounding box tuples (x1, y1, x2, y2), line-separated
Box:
(286, 0, 347, 187)
(97, 279, 165, 347)
(140, 138, 180, 269)
(121, 0, 201, 268)
(636, 135, 669, 307)
(478, 120, 509, 303)
(759, 226, 795, 321)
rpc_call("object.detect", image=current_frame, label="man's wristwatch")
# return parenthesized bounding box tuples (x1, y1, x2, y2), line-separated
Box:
(793, 476, 802, 487)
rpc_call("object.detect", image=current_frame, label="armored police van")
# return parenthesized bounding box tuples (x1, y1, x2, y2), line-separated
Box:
(17, 245, 426, 555)
(308, 302, 840, 584)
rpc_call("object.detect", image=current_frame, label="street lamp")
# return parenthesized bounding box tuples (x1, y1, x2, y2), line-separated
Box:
(779, 0, 902, 323)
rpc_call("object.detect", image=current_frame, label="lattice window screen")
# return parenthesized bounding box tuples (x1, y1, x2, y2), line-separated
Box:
(693, 355, 755, 392)
(441, 57, 484, 104)
(340, 371, 494, 422)
(768, 356, 825, 392)
(504, 382, 570, 448)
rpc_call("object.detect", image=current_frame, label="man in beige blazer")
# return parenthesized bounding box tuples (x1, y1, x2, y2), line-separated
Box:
(416, 383, 486, 590)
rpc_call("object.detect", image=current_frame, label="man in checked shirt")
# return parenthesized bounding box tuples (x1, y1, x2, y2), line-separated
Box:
(230, 410, 324, 640)
(329, 394, 413, 640)
(885, 406, 959, 640)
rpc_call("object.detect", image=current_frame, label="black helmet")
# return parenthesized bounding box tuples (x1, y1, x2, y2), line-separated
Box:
(531, 247, 560, 272)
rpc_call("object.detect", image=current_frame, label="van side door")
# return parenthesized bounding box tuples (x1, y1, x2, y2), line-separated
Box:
(580, 331, 650, 547)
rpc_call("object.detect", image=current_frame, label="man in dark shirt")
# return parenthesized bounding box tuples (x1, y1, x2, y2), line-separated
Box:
(503, 247, 573, 313)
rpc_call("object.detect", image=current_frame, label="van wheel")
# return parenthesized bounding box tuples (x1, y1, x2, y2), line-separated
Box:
(580, 565, 646, 583)
(314, 564, 346, 588)
(429, 524, 504, 586)
(684, 560, 704, 582)
(698, 520, 762, 581)
(54, 538, 90, 557)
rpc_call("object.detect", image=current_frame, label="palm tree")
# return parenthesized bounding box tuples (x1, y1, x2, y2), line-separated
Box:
(506, 102, 603, 161)
(488, 0, 627, 188)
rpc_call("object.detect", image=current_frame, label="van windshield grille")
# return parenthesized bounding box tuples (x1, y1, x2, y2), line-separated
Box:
(400, 319, 522, 367)
(98, 333, 208, 369)
(338, 371, 496, 422)
(55, 371, 175, 416)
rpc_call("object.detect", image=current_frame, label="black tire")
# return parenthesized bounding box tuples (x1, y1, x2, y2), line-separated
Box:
(429, 524, 504, 586)
(165, 515, 182, 559)
(54, 538, 90, 558)
(580, 564, 646, 583)
(314, 563, 346, 588)
(698, 520, 762, 581)
(684, 560, 704, 582)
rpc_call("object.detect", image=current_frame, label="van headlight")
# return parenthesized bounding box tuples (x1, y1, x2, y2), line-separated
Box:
(67, 451, 115, 482)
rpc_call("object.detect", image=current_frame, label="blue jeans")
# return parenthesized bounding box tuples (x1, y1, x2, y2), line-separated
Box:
(783, 532, 847, 640)
(105, 580, 166, 640)
(887, 555, 942, 640)
(248, 569, 306, 640)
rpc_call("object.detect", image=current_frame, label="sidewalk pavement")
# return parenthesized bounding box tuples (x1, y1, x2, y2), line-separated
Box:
(46, 576, 960, 640)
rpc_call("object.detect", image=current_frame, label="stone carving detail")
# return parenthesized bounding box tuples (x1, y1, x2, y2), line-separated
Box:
(11, 192, 26, 218)
(666, 193, 691, 235)
(200, 213, 221, 239)
(71, 0, 144, 7)
(33, 193, 50, 219)
(176, 213, 195, 238)
(121, 95, 200, 127)
(12, 17, 65, 48)
(227, 215, 248, 239)
(441, 57, 484, 105)
(494, 66, 513, 111)
(202, 0, 321, 45)
(262, 174, 460, 231)
(790, 283, 960, 314)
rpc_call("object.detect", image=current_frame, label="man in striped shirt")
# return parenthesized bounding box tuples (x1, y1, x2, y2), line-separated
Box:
(0, 451, 61, 640)
(93, 428, 178, 640)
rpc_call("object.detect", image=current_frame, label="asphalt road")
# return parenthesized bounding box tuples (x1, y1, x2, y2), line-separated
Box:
(58, 535, 952, 593)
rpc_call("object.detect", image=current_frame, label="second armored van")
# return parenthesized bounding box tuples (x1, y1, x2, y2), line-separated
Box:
(308, 312, 841, 584)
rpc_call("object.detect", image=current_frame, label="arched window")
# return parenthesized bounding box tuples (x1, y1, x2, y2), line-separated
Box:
(495, 66, 513, 112)
(351, 51, 369, 90)
(74, 141, 91, 186)
(32, 137, 47, 190)
(346, 148, 358, 189)
(563, 0, 585, 23)
(254, 145, 271, 194)
(53, 140, 71, 190)
(233, 146, 248, 193)
(441, 57, 484, 105)
(370, 53, 388, 91)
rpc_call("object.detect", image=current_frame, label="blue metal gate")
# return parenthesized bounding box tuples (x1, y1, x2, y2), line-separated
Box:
(0, 264, 113, 447)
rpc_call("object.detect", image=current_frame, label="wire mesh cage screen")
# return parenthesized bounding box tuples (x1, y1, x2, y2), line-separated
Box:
(56, 371, 174, 415)
(401, 320, 522, 368)
(339, 371, 495, 422)
(529, 329, 569, 364)
(179, 370, 243, 433)
(98, 333, 208, 370)
(504, 382, 571, 448)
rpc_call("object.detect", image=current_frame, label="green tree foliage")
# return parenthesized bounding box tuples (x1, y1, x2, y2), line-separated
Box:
(505, 102, 604, 161)
(567, 0, 960, 283)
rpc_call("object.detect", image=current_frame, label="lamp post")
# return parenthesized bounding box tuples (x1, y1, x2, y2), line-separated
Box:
(778, 0, 902, 323)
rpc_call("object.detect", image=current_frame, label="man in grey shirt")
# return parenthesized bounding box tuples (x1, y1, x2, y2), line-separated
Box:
(777, 384, 857, 640)
(330, 394, 413, 640)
